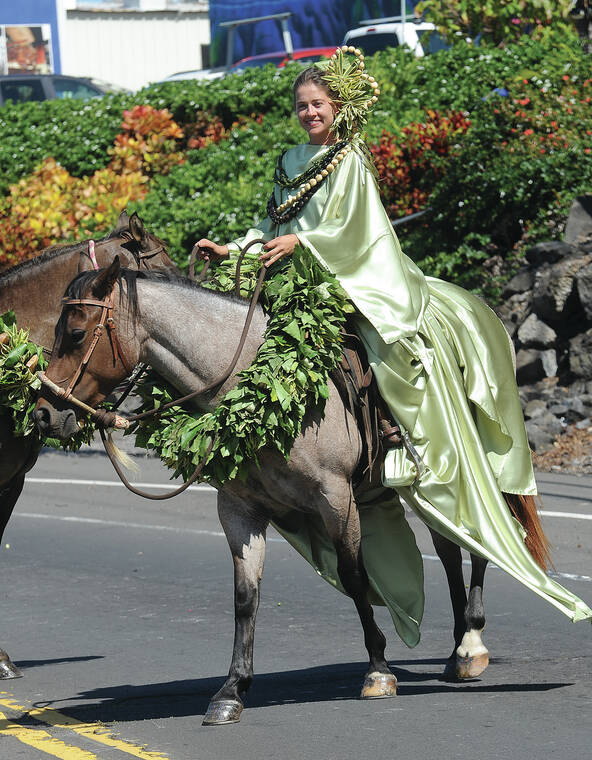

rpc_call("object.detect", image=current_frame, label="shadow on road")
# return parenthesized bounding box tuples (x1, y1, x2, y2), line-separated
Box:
(14, 655, 104, 670)
(21, 659, 573, 725)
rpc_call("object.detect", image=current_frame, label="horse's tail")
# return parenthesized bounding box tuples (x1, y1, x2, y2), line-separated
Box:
(104, 431, 140, 474)
(503, 492, 553, 570)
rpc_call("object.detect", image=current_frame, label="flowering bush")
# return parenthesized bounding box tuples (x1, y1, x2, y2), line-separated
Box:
(0, 158, 147, 268)
(404, 69, 592, 296)
(108, 104, 185, 176)
(370, 110, 471, 218)
(0, 105, 185, 267)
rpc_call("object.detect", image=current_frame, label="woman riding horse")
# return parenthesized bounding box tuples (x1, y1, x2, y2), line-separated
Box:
(197, 48, 591, 625)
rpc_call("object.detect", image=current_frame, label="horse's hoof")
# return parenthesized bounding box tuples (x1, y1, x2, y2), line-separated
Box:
(440, 657, 458, 682)
(202, 699, 243, 726)
(0, 658, 22, 679)
(456, 651, 489, 680)
(360, 671, 397, 699)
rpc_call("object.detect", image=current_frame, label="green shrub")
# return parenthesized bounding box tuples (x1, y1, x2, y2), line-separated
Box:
(416, 0, 573, 46)
(138, 63, 295, 125)
(0, 30, 589, 298)
(0, 94, 131, 195)
(0, 65, 295, 197)
(403, 67, 592, 296)
(367, 27, 585, 134)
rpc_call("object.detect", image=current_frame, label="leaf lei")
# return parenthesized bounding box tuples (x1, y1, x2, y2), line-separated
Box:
(0, 310, 95, 450)
(130, 246, 354, 484)
(0, 311, 47, 438)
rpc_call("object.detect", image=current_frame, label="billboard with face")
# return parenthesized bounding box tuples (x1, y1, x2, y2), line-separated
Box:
(208, 1, 418, 66)
(1, 25, 53, 74)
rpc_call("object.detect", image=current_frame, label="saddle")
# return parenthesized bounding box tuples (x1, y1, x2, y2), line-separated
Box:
(330, 325, 402, 486)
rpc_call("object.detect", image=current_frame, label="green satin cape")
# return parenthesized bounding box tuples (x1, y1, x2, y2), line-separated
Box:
(227, 142, 592, 638)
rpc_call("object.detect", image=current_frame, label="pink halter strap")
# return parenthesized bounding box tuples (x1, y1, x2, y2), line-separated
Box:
(88, 239, 99, 270)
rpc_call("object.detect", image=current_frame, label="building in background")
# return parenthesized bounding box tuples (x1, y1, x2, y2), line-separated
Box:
(0, 1, 421, 91)
(59, 1, 210, 90)
(0, 1, 210, 91)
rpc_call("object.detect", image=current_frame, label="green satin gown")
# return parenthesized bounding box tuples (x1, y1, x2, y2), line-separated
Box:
(227, 142, 592, 644)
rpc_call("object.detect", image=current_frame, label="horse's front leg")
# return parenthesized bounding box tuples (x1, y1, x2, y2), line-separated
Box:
(202, 491, 268, 726)
(0, 472, 26, 679)
(455, 553, 489, 679)
(320, 478, 397, 699)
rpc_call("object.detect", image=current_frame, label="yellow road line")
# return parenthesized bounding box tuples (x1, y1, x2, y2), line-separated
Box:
(0, 698, 170, 760)
(0, 711, 98, 760)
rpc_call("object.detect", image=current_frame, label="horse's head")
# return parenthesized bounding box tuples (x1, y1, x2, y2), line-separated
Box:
(78, 210, 179, 275)
(34, 258, 140, 439)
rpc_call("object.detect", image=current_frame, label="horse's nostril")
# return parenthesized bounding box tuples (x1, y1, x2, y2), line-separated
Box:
(34, 407, 51, 432)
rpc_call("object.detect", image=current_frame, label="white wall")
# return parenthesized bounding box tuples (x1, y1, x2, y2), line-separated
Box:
(60, 5, 210, 91)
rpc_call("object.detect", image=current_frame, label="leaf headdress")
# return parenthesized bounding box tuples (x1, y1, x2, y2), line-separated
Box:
(316, 45, 381, 142)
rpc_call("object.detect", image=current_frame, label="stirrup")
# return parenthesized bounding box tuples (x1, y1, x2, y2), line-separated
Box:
(378, 419, 402, 449)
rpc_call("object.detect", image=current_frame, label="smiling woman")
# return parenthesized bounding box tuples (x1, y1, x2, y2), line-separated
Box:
(294, 78, 337, 145)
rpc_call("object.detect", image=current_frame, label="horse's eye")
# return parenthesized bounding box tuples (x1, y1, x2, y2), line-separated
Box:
(70, 328, 86, 346)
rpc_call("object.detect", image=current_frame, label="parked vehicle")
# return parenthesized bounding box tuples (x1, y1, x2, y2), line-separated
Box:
(0, 74, 128, 106)
(230, 46, 338, 72)
(158, 47, 338, 84)
(343, 16, 448, 57)
(157, 67, 227, 84)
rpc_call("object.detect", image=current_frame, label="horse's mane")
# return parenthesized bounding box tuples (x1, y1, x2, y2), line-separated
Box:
(57, 268, 249, 338)
(0, 223, 170, 284)
(0, 227, 123, 282)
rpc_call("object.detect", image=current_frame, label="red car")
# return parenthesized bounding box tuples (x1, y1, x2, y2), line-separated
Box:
(230, 46, 338, 72)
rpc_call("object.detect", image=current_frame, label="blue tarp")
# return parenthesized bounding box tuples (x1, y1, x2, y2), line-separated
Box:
(209, 0, 419, 66)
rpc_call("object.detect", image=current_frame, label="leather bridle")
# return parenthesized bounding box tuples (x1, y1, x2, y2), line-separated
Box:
(49, 289, 134, 404)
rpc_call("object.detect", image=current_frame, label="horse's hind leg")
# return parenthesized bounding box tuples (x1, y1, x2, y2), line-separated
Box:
(320, 480, 396, 699)
(429, 529, 489, 680)
(203, 492, 268, 726)
(0, 473, 26, 679)
(429, 529, 467, 679)
(455, 553, 489, 680)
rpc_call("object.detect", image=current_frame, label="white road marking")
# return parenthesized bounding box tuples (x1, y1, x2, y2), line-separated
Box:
(13, 514, 592, 583)
(24, 478, 592, 520)
(539, 510, 592, 521)
(15, 512, 285, 543)
(26, 477, 214, 492)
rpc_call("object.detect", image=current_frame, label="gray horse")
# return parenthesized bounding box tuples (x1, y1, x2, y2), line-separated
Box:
(34, 262, 548, 725)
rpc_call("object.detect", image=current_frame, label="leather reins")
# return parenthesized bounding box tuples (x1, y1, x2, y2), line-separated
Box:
(38, 239, 269, 500)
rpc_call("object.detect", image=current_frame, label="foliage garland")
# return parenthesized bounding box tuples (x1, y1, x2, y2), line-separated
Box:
(0, 311, 47, 437)
(131, 246, 354, 484)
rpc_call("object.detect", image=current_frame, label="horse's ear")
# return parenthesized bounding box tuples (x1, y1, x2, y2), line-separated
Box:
(129, 211, 150, 251)
(92, 257, 120, 300)
(114, 209, 130, 232)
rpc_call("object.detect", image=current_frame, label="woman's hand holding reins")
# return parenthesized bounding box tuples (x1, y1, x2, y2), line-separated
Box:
(195, 239, 229, 260)
(259, 234, 300, 268)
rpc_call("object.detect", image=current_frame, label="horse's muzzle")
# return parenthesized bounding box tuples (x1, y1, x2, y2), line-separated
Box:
(34, 401, 79, 439)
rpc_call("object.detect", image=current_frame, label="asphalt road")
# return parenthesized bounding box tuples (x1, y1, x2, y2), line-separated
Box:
(1, 445, 591, 760)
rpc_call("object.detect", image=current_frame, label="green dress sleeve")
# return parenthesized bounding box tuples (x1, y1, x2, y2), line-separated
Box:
(226, 216, 274, 257)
